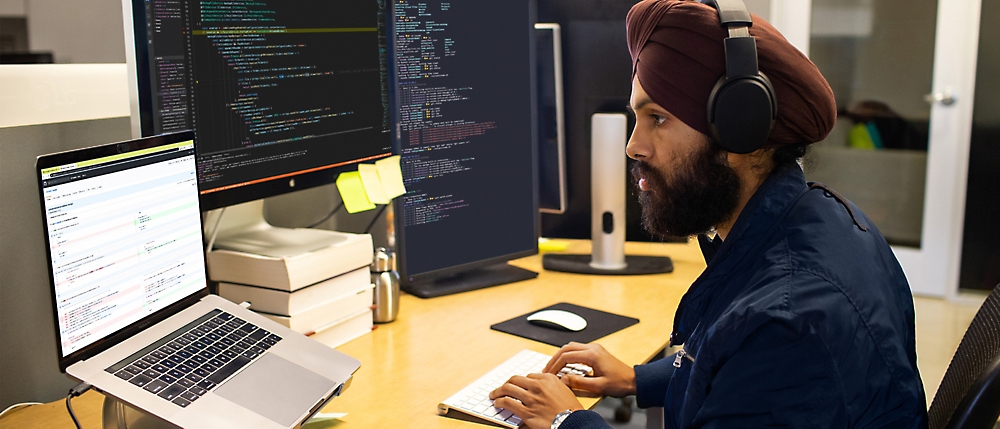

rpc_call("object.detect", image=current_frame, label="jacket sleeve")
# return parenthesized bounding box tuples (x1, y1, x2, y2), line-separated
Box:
(633, 353, 677, 409)
(560, 410, 611, 429)
(692, 318, 849, 428)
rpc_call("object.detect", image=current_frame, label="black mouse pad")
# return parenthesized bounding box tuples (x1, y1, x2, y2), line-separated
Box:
(490, 303, 639, 347)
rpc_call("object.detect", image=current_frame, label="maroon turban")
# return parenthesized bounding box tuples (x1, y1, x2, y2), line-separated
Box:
(626, 0, 837, 147)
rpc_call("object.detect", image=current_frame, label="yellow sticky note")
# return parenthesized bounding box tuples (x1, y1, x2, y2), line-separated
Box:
(375, 155, 406, 199)
(336, 172, 376, 214)
(538, 238, 570, 253)
(358, 164, 390, 204)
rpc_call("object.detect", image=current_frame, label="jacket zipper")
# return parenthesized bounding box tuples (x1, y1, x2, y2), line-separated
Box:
(673, 348, 695, 368)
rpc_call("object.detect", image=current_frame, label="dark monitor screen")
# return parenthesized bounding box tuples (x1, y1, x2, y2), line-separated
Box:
(392, 0, 539, 286)
(125, 0, 392, 210)
(537, 0, 666, 242)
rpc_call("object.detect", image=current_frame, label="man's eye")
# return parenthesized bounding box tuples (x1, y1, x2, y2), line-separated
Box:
(651, 114, 666, 125)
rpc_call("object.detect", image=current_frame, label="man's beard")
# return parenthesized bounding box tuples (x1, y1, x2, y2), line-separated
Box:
(631, 143, 742, 240)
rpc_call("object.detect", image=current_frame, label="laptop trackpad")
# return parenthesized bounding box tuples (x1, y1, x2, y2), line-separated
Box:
(214, 353, 336, 427)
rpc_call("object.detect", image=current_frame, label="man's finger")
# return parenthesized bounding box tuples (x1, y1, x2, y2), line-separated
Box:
(544, 342, 591, 373)
(545, 350, 597, 376)
(503, 375, 537, 390)
(490, 381, 528, 400)
(492, 397, 527, 417)
(563, 373, 603, 393)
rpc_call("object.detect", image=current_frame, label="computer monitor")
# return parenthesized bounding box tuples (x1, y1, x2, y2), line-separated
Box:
(536, 0, 667, 243)
(122, 0, 392, 239)
(391, 0, 540, 298)
(536, 23, 567, 214)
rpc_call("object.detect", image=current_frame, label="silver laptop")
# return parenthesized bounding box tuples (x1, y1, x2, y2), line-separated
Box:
(36, 131, 361, 429)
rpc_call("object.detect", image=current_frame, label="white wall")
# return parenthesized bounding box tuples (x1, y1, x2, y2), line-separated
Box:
(0, 0, 25, 16)
(26, 0, 126, 63)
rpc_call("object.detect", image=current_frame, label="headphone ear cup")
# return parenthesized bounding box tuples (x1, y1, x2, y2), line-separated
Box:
(707, 74, 777, 154)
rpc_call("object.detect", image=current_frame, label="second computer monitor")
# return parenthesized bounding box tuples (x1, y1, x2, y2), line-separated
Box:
(392, 0, 539, 298)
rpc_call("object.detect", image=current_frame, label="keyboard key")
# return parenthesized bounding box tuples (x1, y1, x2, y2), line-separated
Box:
(507, 415, 522, 425)
(133, 360, 151, 370)
(198, 350, 214, 360)
(152, 364, 168, 373)
(258, 341, 273, 350)
(177, 350, 194, 359)
(160, 374, 178, 384)
(160, 345, 176, 355)
(143, 369, 161, 379)
(143, 379, 168, 394)
(218, 312, 234, 321)
(178, 378, 194, 388)
(206, 345, 222, 355)
(171, 397, 191, 408)
(160, 359, 177, 368)
(248, 329, 268, 341)
(128, 374, 152, 387)
(168, 355, 185, 364)
(230, 346, 245, 355)
(250, 346, 265, 355)
(158, 384, 185, 401)
(114, 370, 133, 380)
(204, 321, 219, 330)
(151, 350, 168, 360)
(182, 333, 199, 342)
(181, 391, 199, 401)
(205, 333, 221, 343)
(123, 365, 142, 376)
(197, 379, 215, 390)
(208, 359, 224, 367)
(215, 327, 232, 335)
(176, 337, 191, 346)
(184, 373, 203, 383)
(218, 337, 235, 347)
(191, 355, 207, 364)
(238, 323, 256, 333)
(238, 340, 254, 349)
(217, 354, 232, 363)
(141, 355, 160, 365)
(189, 386, 208, 396)
(193, 368, 209, 378)
(176, 364, 193, 374)
(201, 363, 218, 373)
(195, 325, 212, 335)
(191, 341, 208, 350)
(241, 350, 258, 360)
(208, 356, 251, 385)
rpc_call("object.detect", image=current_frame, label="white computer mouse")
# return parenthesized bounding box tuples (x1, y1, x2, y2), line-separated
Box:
(526, 309, 588, 332)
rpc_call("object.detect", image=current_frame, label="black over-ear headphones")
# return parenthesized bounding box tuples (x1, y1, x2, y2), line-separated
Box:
(700, 0, 777, 154)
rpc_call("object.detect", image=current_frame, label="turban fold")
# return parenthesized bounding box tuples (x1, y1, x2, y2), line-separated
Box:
(626, 0, 837, 147)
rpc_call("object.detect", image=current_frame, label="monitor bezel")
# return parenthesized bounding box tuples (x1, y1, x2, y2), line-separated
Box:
(36, 131, 211, 372)
(389, 0, 541, 286)
(122, 0, 394, 212)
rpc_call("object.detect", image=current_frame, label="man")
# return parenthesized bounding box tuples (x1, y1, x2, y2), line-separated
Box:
(489, 1, 928, 428)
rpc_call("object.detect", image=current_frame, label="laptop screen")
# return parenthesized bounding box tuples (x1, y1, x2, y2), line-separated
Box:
(40, 139, 206, 357)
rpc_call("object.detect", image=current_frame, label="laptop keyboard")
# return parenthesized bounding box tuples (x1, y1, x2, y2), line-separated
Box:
(105, 309, 282, 408)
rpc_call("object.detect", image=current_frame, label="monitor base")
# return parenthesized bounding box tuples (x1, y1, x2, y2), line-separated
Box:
(542, 254, 673, 275)
(403, 264, 538, 298)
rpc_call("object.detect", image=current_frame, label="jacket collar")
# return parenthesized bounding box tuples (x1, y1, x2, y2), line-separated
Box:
(670, 164, 810, 346)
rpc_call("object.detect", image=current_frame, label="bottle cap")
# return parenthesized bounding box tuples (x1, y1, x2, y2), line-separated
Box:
(372, 247, 395, 272)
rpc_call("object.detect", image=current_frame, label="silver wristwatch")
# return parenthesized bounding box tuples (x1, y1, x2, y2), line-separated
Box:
(551, 409, 574, 429)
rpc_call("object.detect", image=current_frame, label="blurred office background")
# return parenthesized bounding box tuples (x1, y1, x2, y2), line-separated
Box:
(1, 0, 996, 422)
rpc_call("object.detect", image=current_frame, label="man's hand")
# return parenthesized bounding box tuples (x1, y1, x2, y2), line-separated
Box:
(489, 373, 583, 429)
(543, 342, 636, 398)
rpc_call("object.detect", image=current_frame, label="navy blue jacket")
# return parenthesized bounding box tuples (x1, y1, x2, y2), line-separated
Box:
(564, 165, 927, 428)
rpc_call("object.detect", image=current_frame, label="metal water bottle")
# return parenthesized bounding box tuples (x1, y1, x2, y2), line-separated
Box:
(371, 247, 400, 323)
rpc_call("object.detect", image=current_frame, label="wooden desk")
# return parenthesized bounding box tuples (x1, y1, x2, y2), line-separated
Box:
(1, 240, 704, 428)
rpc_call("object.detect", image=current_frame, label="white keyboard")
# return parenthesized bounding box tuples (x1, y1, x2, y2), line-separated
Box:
(438, 349, 592, 428)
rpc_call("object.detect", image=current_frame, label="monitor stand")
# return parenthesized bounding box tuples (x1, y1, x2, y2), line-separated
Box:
(402, 263, 538, 298)
(207, 200, 350, 258)
(542, 113, 672, 276)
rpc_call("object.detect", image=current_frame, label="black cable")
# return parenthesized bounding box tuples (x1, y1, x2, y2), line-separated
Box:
(66, 382, 92, 429)
(306, 201, 345, 229)
(363, 205, 389, 234)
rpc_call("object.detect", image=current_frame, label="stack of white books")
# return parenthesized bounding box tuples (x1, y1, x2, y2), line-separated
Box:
(208, 231, 375, 349)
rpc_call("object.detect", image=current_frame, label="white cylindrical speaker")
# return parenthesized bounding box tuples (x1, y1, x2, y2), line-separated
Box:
(589, 113, 628, 270)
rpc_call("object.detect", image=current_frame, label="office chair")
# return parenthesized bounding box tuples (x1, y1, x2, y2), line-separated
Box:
(927, 284, 1000, 429)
